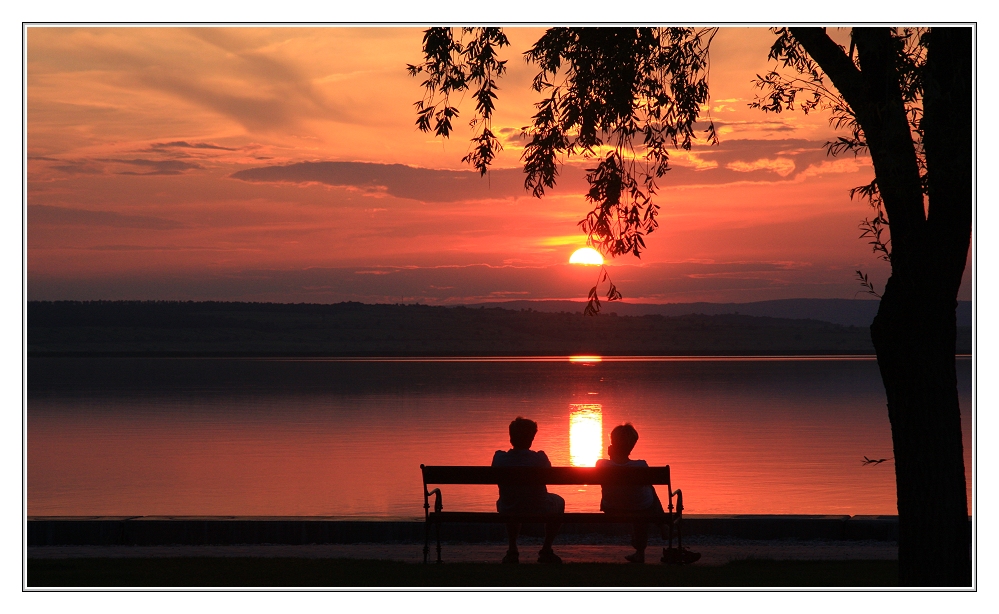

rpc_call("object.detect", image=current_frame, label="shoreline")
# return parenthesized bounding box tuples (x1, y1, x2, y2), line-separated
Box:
(27, 514, 916, 546)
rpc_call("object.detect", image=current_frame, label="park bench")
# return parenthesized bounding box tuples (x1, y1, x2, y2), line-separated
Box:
(420, 464, 684, 564)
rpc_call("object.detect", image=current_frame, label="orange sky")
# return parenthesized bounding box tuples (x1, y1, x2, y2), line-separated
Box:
(26, 26, 970, 304)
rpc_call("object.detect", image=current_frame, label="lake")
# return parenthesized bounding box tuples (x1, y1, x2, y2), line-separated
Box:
(27, 356, 973, 518)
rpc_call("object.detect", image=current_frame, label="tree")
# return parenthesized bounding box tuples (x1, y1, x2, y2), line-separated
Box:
(409, 26, 972, 586)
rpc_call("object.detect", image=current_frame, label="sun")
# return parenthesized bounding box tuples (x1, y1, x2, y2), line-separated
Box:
(569, 247, 604, 265)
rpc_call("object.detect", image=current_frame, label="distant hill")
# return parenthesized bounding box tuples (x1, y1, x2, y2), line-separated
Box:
(467, 298, 973, 328)
(27, 300, 972, 357)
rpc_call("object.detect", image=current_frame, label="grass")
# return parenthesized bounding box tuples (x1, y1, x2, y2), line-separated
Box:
(27, 557, 898, 588)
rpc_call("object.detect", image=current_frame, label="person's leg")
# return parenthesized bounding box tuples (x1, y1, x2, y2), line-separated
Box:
(632, 522, 649, 551)
(628, 493, 663, 563)
(542, 521, 561, 551)
(506, 522, 520, 551)
(538, 494, 564, 563)
(624, 522, 649, 563)
(503, 523, 520, 563)
(650, 490, 669, 540)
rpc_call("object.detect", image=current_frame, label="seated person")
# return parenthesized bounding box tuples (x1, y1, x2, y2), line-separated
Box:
(491, 416, 565, 564)
(596, 423, 666, 563)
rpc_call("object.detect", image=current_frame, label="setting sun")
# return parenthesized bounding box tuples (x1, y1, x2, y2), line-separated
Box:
(569, 247, 604, 266)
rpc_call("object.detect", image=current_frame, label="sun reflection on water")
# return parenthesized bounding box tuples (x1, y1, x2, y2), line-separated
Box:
(569, 404, 603, 467)
(569, 355, 602, 364)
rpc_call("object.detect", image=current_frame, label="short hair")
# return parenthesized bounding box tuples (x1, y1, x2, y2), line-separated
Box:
(610, 423, 639, 455)
(509, 417, 538, 449)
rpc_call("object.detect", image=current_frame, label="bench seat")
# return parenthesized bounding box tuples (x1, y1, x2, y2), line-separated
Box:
(421, 464, 684, 563)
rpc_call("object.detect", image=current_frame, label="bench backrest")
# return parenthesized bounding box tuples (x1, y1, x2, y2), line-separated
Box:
(421, 465, 670, 486)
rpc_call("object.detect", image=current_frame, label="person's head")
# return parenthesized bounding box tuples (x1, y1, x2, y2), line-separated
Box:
(608, 423, 639, 460)
(508, 417, 538, 450)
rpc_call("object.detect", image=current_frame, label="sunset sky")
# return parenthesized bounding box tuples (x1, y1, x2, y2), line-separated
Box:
(26, 26, 972, 304)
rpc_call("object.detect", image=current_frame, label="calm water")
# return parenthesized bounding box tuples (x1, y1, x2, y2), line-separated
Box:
(27, 356, 973, 517)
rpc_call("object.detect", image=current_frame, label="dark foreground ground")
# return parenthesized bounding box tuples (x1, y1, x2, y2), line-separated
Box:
(28, 557, 898, 588)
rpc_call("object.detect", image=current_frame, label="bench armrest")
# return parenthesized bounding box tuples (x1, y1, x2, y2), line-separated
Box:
(424, 487, 443, 514)
(668, 487, 684, 517)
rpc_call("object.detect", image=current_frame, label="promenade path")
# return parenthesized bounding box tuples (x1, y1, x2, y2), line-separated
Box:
(28, 536, 898, 566)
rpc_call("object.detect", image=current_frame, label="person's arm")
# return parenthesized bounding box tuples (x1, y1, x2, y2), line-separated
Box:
(491, 450, 504, 466)
(537, 451, 552, 467)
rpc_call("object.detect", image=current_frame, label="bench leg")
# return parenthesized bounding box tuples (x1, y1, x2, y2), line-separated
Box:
(677, 517, 682, 554)
(424, 520, 431, 564)
(435, 520, 443, 563)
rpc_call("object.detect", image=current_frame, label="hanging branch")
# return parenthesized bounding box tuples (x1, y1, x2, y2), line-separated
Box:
(855, 270, 882, 298)
(584, 265, 624, 316)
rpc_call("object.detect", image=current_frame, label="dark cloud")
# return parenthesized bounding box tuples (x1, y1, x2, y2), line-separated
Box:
(696, 138, 828, 166)
(51, 163, 104, 175)
(34, 156, 206, 177)
(28, 205, 185, 230)
(26, 260, 905, 305)
(230, 161, 539, 202)
(497, 126, 527, 145)
(104, 158, 204, 176)
(701, 120, 798, 133)
(149, 141, 237, 151)
(229, 140, 866, 203)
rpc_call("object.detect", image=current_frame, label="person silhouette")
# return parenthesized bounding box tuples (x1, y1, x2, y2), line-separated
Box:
(596, 423, 672, 564)
(491, 417, 564, 564)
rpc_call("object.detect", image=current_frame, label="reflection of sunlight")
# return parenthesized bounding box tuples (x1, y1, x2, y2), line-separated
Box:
(569, 404, 603, 467)
(569, 355, 602, 364)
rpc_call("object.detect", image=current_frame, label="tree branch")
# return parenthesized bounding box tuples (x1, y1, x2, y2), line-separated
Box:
(789, 28, 869, 116)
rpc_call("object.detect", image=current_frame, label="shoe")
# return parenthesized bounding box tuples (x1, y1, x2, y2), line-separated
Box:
(502, 550, 519, 564)
(625, 551, 645, 564)
(537, 548, 562, 564)
(661, 547, 701, 565)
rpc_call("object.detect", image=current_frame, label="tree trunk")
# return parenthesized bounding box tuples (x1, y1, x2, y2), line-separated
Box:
(861, 26, 971, 586)
(872, 282, 969, 586)
(792, 27, 972, 586)
(882, 26, 973, 587)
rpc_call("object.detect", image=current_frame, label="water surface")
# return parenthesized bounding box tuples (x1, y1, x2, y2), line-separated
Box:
(28, 356, 973, 517)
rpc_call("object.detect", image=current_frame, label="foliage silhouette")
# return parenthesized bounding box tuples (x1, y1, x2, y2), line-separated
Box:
(410, 26, 972, 586)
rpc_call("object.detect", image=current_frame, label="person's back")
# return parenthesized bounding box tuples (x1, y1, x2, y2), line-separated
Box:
(595, 456, 656, 512)
(598, 423, 663, 563)
(491, 447, 552, 514)
(491, 417, 564, 564)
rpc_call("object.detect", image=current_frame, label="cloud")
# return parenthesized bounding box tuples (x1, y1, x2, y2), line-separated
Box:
(229, 139, 864, 203)
(26, 260, 889, 305)
(230, 161, 541, 202)
(714, 120, 798, 134)
(727, 157, 796, 177)
(795, 159, 865, 180)
(149, 141, 237, 151)
(51, 163, 104, 175)
(104, 158, 204, 176)
(28, 205, 186, 230)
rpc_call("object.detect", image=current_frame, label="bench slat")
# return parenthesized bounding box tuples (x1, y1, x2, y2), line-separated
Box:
(421, 465, 670, 485)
